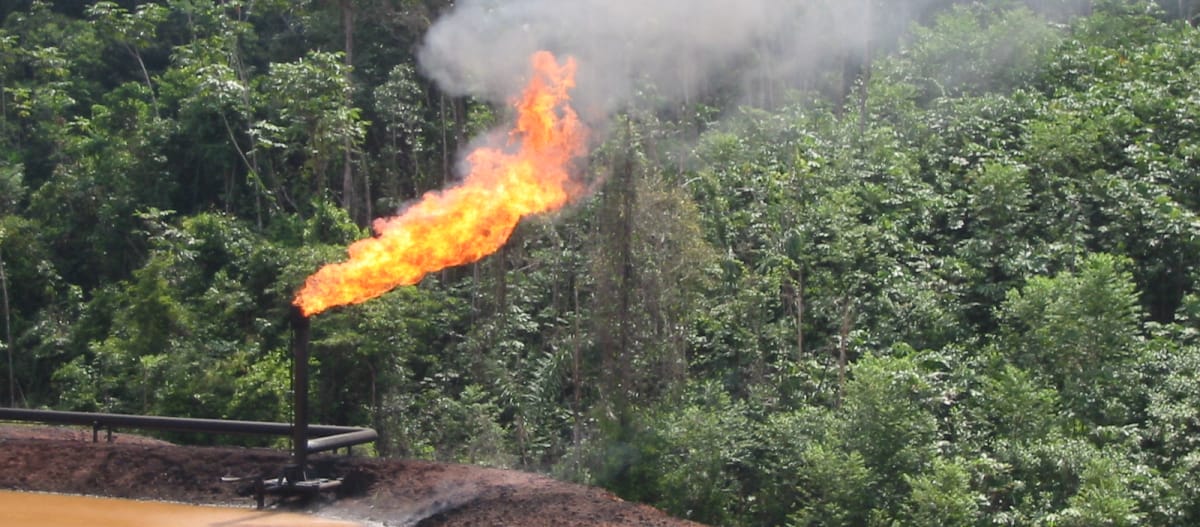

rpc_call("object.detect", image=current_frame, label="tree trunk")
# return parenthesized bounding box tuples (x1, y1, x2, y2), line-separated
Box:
(794, 267, 804, 364)
(453, 97, 468, 149)
(224, 168, 235, 213)
(128, 45, 159, 117)
(0, 247, 14, 407)
(571, 282, 582, 472)
(369, 363, 385, 456)
(341, 0, 358, 222)
(471, 262, 481, 323)
(857, 0, 872, 135)
(616, 128, 635, 412)
(1181, 0, 1196, 24)
(595, 123, 637, 419)
(225, 17, 267, 227)
(362, 160, 372, 221)
(836, 298, 855, 409)
(494, 244, 508, 314)
(467, 261, 481, 374)
(440, 94, 450, 186)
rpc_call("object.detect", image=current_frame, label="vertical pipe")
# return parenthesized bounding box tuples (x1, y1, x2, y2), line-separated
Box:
(290, 306, 311, 477)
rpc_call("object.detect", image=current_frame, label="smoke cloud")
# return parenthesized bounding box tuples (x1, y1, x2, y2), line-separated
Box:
(418, 0, 934, 118)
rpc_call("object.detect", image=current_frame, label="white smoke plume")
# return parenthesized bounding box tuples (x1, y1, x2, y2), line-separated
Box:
(417, 0, 936, 118)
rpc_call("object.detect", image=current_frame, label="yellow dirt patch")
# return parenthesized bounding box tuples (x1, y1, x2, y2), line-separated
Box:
(0, 490, 360, 527)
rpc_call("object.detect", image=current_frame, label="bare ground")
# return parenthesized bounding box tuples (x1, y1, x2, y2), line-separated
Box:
(0, 424, 704, 527)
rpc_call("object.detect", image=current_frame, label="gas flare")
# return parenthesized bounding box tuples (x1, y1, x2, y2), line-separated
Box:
(294, 51, 587, 316)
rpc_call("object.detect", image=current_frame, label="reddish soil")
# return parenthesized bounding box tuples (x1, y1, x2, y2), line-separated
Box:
(0, 424, 704, 527)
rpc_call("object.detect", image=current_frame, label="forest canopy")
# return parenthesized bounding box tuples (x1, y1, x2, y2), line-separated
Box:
(3, 1, 1200, 525)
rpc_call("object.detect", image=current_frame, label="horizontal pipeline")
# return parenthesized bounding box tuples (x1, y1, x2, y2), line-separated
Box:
(0, 407, 377, 454)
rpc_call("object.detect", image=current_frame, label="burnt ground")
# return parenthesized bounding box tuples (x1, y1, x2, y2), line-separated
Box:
(0, 424, 704, 527)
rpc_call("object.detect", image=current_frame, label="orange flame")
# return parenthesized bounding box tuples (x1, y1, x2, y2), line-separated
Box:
(293, 51, 587, 317)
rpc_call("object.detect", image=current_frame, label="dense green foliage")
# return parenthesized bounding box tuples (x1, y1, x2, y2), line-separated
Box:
(4, 0, 1200, 525)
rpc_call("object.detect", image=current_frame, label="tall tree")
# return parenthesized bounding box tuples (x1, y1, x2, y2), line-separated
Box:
(254, 50, 366, 215)
(592, 121, 638, 421)
(86, 2, 168, 116)
(999, 253, 1149, 426)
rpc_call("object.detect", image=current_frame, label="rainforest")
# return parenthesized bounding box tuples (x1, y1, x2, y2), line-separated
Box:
(2, 1, 1200, 525)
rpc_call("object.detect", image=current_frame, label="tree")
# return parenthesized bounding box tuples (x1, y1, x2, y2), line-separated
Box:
(651, 382, 754, 525)
(374, 62, 433, 200)
(834, 353, 940, 515)
(1050, 454, 1147, 526)
(0, 213, 70, 408)
(789, 443, 875, 526)
(86, 2, 168, 115)
(998, 253, 1149, 426)
(590, 120, 640, 422)
(896, 4, 1062, 100)
(159, 1, 272, 224)
(254, 50, 366, 217)
(902, 457, 981, 527)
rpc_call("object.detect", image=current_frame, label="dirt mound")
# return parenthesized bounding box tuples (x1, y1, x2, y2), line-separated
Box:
(0, 425, 703, 527)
